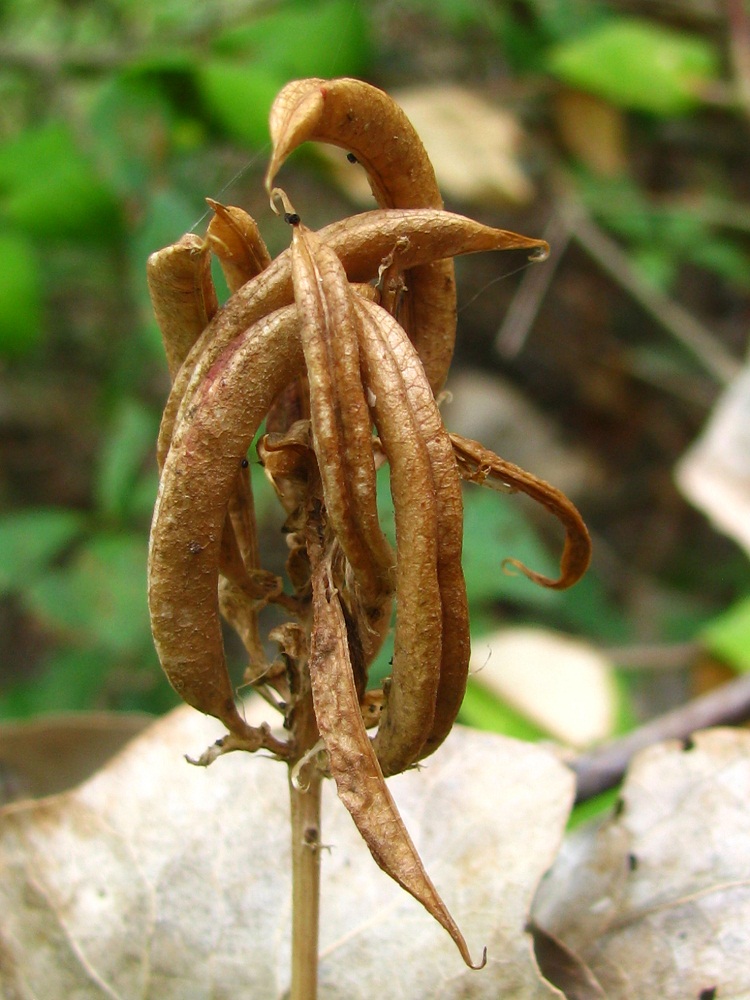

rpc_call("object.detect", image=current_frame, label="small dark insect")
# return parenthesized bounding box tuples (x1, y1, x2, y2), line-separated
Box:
(346, 152, 358, 163)
(627, 853, 638, 872)
(683, 736, 696, 751)
(284, 211, 301, 226)
(241, 458, 249, 468)
(699, 987, 717, 1000)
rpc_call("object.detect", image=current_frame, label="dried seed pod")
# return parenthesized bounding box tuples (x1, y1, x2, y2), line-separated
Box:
(146, 233, 217, 380)
(205, 199, 272, 292)
(290, 215, 394, 606)
(266, 76, 457, 392)
(357, 298, 471, 761)
(148, 305, 304, 736)
(147, 222, 270, 671)
(308, 547, 483, 969)
(355, 298, 443, 775)
(451, 432, 592, 589)
(159, 207, 548, 470)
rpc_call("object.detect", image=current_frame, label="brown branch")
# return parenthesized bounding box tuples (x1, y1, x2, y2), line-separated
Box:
(571, 673, 750, 803)
(563, 201, 741, 386)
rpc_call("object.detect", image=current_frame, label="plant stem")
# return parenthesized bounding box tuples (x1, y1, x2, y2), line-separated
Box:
(288, 684, 323, 1000)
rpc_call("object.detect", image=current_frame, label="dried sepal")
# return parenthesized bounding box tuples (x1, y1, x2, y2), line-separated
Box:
(148, 305, 304, 737)
(307, 543, 483, 969)
(205, 199, 272, 292)
(451, 432, 592, 589)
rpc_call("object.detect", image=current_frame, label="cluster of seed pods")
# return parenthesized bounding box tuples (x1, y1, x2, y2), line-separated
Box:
(146, 78, 591, 965)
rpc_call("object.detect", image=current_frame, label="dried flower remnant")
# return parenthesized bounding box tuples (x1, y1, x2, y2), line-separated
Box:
(146, 77, 590, 974)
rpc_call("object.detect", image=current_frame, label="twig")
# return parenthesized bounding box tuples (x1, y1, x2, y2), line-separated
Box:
(563, 202, 741, 386)
(571, 673, 750, 803)
(728, 0, 750, 116)
(604, 640, 701, 672)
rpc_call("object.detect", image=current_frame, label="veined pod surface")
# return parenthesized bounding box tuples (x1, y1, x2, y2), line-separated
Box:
(357, 298, 470, 761)
(355, 298, 443, 776)
(290, 217, 394, 609)
(148, 305, 303, 735)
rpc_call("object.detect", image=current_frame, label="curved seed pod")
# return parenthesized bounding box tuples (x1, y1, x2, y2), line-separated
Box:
(159, 207, 548, 469)
(358, 298, 470, 760)
(148, 305, 304, 736)
(147, 223, 270, 669)
(204, 198, 272, 570)
(451, 432, 592, 589)
(355, 299, 442, 776)
(205, 199, 272, 292)
(308, 549, 484, 969)
(266, 76, 457, 392)
(146, 233, 217, 381)
(290, 216, 394, 605)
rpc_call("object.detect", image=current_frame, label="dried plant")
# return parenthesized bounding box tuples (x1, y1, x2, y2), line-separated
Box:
(146, 77, 591, 998)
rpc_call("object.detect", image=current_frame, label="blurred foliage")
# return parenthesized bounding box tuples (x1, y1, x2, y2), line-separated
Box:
(1, 0, 749, 794)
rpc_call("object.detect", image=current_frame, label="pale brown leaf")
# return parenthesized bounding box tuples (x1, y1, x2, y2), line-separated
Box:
(534, 728, 750, 999)
(0, 704, 574, 999)
(470, 627, 617, 748)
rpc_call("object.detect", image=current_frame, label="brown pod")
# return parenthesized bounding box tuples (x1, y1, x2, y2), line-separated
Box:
(146, 234, 217, 381)
(358, 298, 471, 761)
(355, 298, 443, 776)
(266, 76, 456, 393)
(290, 218, 394, 607)
(159, 207, 548, 471)
(148, 306, 304, 736)
(307, 549, 482, 969)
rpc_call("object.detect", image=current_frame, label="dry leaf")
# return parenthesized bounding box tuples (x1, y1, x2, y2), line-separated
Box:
(534, 727, 750, 998)
(675, 365, 750, 558)
(0, 712, 152, 804)
(0, 704, 574, 999)
(470, 627, 617, 748)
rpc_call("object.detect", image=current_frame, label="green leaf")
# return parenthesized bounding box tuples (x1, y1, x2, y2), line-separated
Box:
(701, 595, 750, 672)
(87, 74, 178, 199)
(213, 0, 371, 79)
(0, 232, 42, 358)
(25, 533, 151, 657)
(95, 399, 159, 521)
(197, 62, 284, 149)
(461, 487, 560, 610)
(459, 678, 547, 741)
(0, 648, 108, 717)
(0, 509, 86, 596)
(0, 122, 121, 240)
(546, 17, 719, 115)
